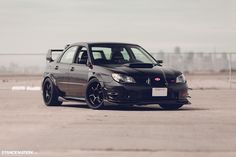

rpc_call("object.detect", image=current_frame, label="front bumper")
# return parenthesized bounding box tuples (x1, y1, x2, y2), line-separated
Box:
(103, 82, 190, 105)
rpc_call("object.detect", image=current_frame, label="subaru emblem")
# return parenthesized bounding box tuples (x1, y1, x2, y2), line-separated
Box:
(154, 77, 161, 81)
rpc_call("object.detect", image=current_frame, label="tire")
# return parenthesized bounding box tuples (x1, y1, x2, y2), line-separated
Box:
(86, 78, 104, 109)
(159, 104, 183, 110)
(42, 78, 62, 106)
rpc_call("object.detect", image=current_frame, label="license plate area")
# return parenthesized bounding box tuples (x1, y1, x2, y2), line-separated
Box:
(152, 88, 167, 97)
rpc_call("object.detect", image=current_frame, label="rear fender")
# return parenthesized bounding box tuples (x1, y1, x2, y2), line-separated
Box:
(42, 74, 57, 89)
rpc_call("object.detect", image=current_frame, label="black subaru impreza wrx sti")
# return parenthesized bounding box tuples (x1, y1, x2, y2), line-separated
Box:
(42, 42, 190, 110)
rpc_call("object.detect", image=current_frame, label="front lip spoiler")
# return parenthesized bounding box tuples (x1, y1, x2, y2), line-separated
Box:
(104, 99, 191, 106)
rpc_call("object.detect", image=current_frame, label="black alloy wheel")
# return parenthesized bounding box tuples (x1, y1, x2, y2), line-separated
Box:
(42, 78, 62, 106)
(86, 78, 104, 109)
(44, 81, 53, 103)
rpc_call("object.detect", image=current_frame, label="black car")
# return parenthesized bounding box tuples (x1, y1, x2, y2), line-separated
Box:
(42, 42, 190, 110)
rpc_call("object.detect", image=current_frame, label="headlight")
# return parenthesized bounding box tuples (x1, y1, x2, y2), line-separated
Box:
(112, 73, 136, 83)
(176, 74, 186, 83)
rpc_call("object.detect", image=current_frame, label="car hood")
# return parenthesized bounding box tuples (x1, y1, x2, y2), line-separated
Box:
(102, 63, 182, 78)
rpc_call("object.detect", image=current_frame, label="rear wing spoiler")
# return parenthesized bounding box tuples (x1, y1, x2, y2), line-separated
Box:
(46, 49, 64, 62)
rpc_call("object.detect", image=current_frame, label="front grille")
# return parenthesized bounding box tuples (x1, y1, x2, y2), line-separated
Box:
(134, 76, 176, 87)
(150, 76, 166, 87)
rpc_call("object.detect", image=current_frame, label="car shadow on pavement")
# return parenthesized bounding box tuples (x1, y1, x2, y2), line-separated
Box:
(59, 103, 209, 111)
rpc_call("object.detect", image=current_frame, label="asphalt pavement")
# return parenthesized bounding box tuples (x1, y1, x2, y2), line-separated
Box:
(0, 89, 236, 157)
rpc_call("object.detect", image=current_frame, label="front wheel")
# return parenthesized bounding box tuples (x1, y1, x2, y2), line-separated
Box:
(159, 104, 183, 110)
(86, 78, 104, 109)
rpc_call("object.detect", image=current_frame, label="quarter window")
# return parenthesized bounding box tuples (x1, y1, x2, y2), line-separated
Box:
(60, 46, 77, 64)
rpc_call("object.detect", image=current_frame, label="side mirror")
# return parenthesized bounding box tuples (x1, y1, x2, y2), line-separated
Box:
(157, 60, 163, 66)
(86, 61, 93, 69)
(46, 50, 53, 62)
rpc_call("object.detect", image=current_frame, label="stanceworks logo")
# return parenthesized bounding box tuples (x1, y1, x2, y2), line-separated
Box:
(1, 150, 37, 156)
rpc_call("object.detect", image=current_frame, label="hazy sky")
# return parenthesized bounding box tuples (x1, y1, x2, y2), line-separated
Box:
(0, 0, 235, 53)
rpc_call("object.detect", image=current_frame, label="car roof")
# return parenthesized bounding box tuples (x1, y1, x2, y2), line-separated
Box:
(70, 42, 139, 47)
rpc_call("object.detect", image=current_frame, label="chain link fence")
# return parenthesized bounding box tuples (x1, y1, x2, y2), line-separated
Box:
(0, 52, 236, 89)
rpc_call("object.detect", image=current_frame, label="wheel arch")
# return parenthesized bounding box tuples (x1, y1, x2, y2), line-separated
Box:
(88, 75, 104, 87)
(42, 74, 57, 89)
(88, 76, 97, 81)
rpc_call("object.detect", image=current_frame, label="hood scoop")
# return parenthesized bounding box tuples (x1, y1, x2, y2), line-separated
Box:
(125, 63, 154, 68)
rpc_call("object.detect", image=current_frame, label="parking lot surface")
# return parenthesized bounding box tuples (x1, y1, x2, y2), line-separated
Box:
(0, 89, 236, 157)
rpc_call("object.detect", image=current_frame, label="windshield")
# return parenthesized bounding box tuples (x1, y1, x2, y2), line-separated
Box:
(89, 44, 157, 65)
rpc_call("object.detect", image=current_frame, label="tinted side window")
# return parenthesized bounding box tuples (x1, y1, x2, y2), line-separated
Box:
(60, 46, 77, 64)
(92, 52, 103, 59)
(75, 47, 88, 64)
(92, 47, 112, 60)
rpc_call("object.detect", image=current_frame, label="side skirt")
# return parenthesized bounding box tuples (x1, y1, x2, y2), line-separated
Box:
(58, 96, 86, 102)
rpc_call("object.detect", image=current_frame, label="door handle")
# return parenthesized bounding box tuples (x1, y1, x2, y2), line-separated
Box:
(70, 67, 75, 71)
(55, 66, 59, 70)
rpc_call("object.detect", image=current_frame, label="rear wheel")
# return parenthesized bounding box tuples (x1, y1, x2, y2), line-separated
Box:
(42, 78, 62, 106)
(86, 78, 104, 109)
(159, 104, 183, 110)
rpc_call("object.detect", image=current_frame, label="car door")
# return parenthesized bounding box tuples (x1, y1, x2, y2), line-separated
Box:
(53, 46, 78, 95)
(67, 47, 90, 98)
